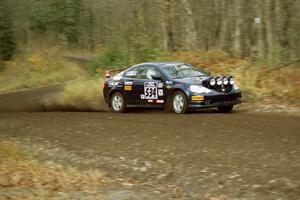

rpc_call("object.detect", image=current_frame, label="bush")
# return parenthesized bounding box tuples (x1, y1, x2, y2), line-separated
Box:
(41, 78, 108, 111)
(270, 44, 291, 67)
(87, 46, 128, 74)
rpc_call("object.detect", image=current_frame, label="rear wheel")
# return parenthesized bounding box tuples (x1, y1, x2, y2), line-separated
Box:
(110, 92, 126, 113)
(172, 91, 188, 114)
(217, 105, 233, 113)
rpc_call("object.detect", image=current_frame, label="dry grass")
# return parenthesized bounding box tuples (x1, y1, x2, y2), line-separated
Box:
(0, 141, 26, 160)
(0, 47, 85, 93)
(41, 78, 108, 111)
(0, 141, 107, 199)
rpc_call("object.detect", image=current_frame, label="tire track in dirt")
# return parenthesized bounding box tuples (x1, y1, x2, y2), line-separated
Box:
(0, 85, 63, 112)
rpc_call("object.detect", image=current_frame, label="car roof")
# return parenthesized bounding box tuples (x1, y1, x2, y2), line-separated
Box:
(135, 61, 185, 67)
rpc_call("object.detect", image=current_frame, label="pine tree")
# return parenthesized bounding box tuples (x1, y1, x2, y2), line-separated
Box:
(0, 0, 16, 61)
(130, 1, 161, 63)
(64, 0, 82, 48)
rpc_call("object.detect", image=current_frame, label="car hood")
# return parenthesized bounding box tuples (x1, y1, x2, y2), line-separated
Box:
(173, 76, 211, 85)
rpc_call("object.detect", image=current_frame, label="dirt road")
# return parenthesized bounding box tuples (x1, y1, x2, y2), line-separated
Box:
(0, 85, 63, 112)
(0, 86, 300, 199)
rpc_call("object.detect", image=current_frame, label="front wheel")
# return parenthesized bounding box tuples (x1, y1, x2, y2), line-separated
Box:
(217, 105, 233, 113)
(110, 92, 126, 113)
(172, 91, 189, 114)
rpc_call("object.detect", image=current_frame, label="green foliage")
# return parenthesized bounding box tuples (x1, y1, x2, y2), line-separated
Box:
(29, 0, 82, 48)
(270, 44, 291, 67)
(80, 9, 95, 50)
(129, 6, 164, 63)
(0, 0, 16, 61)
(30, 0, 64, 33)
(87, 46, 128, 74)
(64, 0, 82, 47)
(131, 37, 164, 63)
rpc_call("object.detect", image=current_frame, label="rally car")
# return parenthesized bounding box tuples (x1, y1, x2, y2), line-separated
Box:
(103, 62, 241, 114)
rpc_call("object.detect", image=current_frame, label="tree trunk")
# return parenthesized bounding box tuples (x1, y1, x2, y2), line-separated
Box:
(265, 0, 273, 61)
(233, 0, 242, 57)
(181, 0, 198, 50)
(254, 0, 266, 59)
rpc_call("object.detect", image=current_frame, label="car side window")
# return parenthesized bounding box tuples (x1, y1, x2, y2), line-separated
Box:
(124, 67, 138, 78)
(137, 66, 148, 79)
(137, 66, 161, 80)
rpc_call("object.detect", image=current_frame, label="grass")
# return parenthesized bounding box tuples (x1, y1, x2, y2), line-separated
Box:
(41, 78, 107, 111)
(0, 47, 85, 93)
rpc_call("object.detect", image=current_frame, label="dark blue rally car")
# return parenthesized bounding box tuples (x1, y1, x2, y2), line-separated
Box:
(103, 62, 241, 114)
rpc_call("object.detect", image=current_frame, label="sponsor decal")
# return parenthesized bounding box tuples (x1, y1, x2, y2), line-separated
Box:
(124, 81, 133, 85)
(109, 81, 119, 86)
(124, 85, 132, 91)
(156, 99, 164, 104)
(158, 83, 163, 88)
(158, 89, 163, 96)
(144, 82, 158, 99)
(148, 99, 154, 103)
(191, 95, 204, 101)
(141, 94, 145, 99)
(125, 71, 137, 77)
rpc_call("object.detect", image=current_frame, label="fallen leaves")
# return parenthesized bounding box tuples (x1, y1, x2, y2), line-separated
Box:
(0, 141, 108, 199)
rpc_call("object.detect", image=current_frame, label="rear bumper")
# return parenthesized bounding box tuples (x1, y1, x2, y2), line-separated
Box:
(188, 92, 241, 109)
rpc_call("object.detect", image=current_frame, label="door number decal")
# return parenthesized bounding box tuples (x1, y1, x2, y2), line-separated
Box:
(144, 82, 158, 99)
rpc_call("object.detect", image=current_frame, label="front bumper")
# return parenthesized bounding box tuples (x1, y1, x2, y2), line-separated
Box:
(188, 92, 241, 109)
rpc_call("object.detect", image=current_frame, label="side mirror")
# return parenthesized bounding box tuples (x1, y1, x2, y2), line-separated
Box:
(152, 74, 163, 80)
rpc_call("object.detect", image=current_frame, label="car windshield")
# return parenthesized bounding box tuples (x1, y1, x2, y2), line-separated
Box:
(161, 63, 209, 79)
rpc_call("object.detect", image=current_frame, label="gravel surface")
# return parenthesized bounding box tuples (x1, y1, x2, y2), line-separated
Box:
(1, 111, 300, 200)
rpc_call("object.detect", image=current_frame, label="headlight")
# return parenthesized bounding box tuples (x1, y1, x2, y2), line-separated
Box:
(223, 77, 229, 85)
(209, 78, 216, 86)
(189, 85, 211, 94)
(229, 77, 235, 85)
(216, 77, 222, 86)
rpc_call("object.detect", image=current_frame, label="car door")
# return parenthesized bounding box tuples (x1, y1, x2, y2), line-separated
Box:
(133, 66, 165, 105)
(122, 67, 138, 104)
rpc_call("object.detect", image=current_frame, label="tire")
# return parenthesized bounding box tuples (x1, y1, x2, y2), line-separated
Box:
(110, 92, 126, 113)
(172, 91, 189, 114)
(217, 105, 233, 113)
